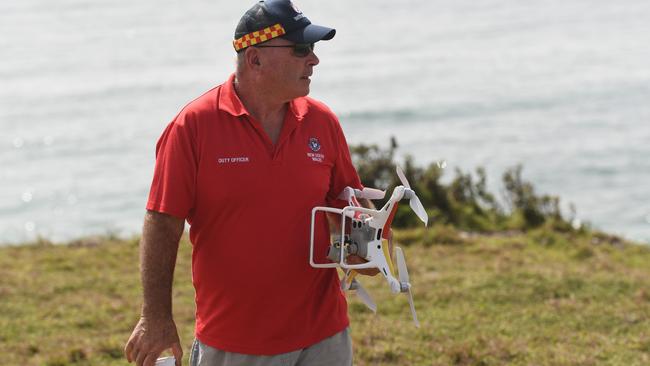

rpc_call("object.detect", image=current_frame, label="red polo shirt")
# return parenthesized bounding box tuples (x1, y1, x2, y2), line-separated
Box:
(146, 74, 362, 355)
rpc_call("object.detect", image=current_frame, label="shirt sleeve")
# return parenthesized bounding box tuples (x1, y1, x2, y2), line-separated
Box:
(146, 111, 198, 219)
(326, 117, 363, 208)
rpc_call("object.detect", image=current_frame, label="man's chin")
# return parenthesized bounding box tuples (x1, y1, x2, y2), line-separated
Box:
(301, 79, 311, 96)
(286, 85, 310, 100)
(296, 87, 310, 98)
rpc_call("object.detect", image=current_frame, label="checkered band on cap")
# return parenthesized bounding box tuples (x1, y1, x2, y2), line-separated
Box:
(233, 23, 287, 51)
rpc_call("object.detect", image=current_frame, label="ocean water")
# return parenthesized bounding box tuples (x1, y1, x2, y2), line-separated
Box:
(1, 0, 649, 244)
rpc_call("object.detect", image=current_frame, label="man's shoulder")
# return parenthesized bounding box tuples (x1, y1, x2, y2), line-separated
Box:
(181, 85, 223, 115)
(171, 82, 229, 127)
(295, 96, 340, 128)
(299, 96, 335, 115)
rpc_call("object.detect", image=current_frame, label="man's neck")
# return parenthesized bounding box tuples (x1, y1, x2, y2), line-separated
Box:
(234, 76, 288, 144)
(235, 76, 288, 120)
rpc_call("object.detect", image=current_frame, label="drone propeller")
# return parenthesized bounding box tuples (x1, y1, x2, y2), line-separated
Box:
(341, 270, 377, 312)
(338, 187, 386, 202)
(351, 278, 377, 313)
(356, 187, 385, 200)
(396, 165, 411, 189)
(395, 247, 420, 327)
(341, 269, 354, 290)
(395, 166, 429, 226)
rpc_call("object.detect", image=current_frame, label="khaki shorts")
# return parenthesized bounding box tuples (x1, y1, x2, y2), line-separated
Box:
(189, 328, 353, 366)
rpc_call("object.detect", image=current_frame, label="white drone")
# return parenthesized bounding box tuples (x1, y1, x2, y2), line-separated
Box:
(309, 166, 428, 327)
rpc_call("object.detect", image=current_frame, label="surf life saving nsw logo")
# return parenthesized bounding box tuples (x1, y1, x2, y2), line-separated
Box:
(308, 137, 321, 152)
(307, 137, 324, 162)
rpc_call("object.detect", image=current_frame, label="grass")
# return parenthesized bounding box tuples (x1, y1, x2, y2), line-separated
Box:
(1, 228, 650, 365)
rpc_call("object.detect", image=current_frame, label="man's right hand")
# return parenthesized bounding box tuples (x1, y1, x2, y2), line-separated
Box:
(124, 316, 183, 366)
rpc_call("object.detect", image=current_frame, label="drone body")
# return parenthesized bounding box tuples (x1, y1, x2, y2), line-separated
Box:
(309, 167, 428, 327)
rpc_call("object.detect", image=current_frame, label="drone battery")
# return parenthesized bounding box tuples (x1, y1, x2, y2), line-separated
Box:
(349, 220, 374, 258)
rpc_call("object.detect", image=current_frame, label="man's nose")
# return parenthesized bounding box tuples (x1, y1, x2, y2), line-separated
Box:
(307, 51, 319, 66)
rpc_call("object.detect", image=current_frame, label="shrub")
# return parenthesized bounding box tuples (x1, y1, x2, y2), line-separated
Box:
(349, 138, 573, 232)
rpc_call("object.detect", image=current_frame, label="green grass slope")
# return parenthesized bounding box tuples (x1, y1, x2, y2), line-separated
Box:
(1, 228, 649, 365)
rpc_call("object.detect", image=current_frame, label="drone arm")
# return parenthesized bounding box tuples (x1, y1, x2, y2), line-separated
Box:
(310, 206, 344, 268)
(373, 245, 401, 293)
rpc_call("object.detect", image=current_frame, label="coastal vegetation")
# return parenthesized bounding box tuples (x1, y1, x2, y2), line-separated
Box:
(351, 137, 571, 232)
(1, 140, 649, 365)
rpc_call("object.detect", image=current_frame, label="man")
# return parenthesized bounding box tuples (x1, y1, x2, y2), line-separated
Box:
(124, 1, 375, 365)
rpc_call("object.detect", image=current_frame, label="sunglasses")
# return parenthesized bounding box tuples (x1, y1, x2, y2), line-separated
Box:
(254, 43, 315, 57)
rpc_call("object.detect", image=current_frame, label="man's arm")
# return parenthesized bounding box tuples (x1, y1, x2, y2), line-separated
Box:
(124, 211, 185, 366)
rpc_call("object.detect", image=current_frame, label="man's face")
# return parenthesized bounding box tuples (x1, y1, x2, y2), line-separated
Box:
(254, 38, 320, 101)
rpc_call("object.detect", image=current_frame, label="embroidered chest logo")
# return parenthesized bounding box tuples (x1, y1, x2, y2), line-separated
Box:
(307, 137, 325, 162)
(308, 137, 321, 152)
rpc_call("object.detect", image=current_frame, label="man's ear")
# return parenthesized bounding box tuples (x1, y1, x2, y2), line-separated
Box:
(245, 48, 262, 68)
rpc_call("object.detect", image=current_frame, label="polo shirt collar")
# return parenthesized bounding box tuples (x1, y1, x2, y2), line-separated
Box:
(219, 74, 248, 117)
(289, 96, 308, 122)
(219, 74, 308, 121)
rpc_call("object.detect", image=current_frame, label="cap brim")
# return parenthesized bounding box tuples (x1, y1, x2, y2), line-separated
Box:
(283, 24, 336, 44)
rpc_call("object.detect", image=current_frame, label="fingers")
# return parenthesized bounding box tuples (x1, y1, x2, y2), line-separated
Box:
(346, 255, 363, 265)
(133, 347, 170, 366)
(132, 341, 168, 366)
(357, 268, 379, 276)
(125, 317, 183, 365)
(125, 333, 161, 366)
(125, 335, 138, 362)
(136, 349, 148, 366)
(348, 257, 378, 275)
(124, 342, 133, 362)
(143, 353, 159, 366)
(172, 342, 184, 366)
(347, 255, 379, 276)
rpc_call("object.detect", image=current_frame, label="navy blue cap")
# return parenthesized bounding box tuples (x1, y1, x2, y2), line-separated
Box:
(235, 0, 335, 47)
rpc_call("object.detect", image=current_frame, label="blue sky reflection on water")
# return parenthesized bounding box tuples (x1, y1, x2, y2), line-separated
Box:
(0, 0, 649, 244)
